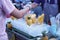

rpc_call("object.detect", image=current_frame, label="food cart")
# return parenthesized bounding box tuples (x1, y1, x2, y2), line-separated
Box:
(6, 18, 50, 40)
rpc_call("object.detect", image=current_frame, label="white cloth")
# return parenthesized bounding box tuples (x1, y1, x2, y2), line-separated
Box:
(6, 18, 50, 37)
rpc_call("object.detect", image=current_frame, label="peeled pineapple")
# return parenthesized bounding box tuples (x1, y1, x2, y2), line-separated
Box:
(31, 14, 36, 23)
(38, 14, 44, 24)
(25, 14, 36, 26)
(26, 16, 33, 26)
(41, 31, 48, 40)
(7, 22, 12, 29)
(10, 16, 16, 20)
(42, 36, 48, 40)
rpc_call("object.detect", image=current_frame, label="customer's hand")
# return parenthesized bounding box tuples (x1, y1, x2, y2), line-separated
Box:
(31, 3, 38, 8)
(23, 3, 38, 9)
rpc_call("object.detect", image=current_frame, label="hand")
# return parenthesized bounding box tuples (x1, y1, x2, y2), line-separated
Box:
(23, 3, 38, 9)
(31, 3, 38, 8)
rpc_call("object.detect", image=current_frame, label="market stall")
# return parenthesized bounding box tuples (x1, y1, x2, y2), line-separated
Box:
(5, 13, 60, 40)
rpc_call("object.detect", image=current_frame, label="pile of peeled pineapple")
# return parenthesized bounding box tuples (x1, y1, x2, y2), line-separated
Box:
(24, 13, 45, 26)
(10, 14, 45, 26)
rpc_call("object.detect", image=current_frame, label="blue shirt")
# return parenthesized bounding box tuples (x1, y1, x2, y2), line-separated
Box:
(34, 0, 45, 4)
(49, 0, 55, 4)
(15, 0, 21, 3)
(15, 0, 31, 4)
(47, 0, 57, 4)
(34, 0, 57, 4)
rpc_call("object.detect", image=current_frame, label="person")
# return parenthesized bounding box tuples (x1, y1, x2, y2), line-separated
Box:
(0, 0, 38, 40)
(11, 0, 15, 3)
(15, 0, 21, 3)
(58, 0, 60, 12)
(15, 0, 31, 4)
(34, 0, 45, 9)
(14, 0, 23, 10)
(31, 0, 44, 17)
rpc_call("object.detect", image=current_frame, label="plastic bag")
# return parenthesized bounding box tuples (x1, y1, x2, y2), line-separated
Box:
(44, 0, 58, 23)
